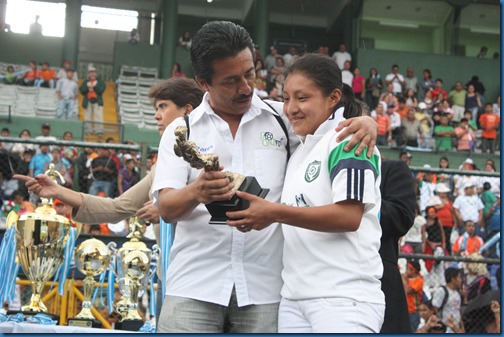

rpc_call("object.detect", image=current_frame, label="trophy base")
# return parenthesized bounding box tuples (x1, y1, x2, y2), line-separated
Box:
(7, 310, 60, 324)
(115, 319, 144, 331)
(68, 317, 102, 328)
(206, 176, 269, 225)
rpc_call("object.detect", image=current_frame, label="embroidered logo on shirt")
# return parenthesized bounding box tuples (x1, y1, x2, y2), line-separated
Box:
(260, 132, 283, 148)
(304, 160, 321, 182)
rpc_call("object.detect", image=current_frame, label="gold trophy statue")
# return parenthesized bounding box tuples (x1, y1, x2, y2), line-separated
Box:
(174, 125, 269, 224)
(68, 238, 114, 328)
(110, 216, 159, 331)
(12, 164, 72, 321)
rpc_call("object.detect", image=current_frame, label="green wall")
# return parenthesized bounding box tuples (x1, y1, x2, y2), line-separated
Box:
(355, 48, 501, 101)
(0, 31, 63, 67)
(459, 31, 500, 58)
(360, 22, 434, 53)
(112, 42, 161, 80)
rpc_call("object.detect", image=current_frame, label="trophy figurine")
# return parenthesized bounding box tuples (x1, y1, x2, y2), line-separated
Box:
(11, 164, 72, 322)
(68, 238, 114, 328)
(110, 216, 159, 331)
(174, 125, 269, 224)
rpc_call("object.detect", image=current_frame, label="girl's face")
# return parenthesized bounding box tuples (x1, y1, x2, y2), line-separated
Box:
(468, 84, 475, 93)
(283, 72, 340, 137)
(20, 130, 30, 138)
(418, 303, 433, 320)
(63, 133, 72, 141)
(425, 91, 432, 99)
(439, 159, 449, 168)
(485, 163, 494, 172)
(370, 68, 377, 76)
(353, 68, 360, 76)
(423, 70, 430, 79)
(407, 89, 414, 97)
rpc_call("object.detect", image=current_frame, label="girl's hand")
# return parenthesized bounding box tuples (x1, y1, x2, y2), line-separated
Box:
(226, 191, 276, 233)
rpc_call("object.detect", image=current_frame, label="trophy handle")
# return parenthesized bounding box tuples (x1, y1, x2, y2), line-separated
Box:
(148, 245, 160, 280)
(107, 242, 118, 276)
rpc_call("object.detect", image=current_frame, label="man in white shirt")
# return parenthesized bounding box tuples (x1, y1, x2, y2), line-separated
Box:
(55, 68, 78, 120)
(153, 20, 378, 334)
(341, 60, 353, 87)
(35, 123, 58, 154)
(385, 64, 405, 96)
(331, 42, 352, 70)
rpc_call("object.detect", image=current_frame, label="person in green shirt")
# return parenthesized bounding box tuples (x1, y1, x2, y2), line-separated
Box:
(434, 114, 454, 151)
(481, 181, 497, 222)
(448, 81, 467, 124)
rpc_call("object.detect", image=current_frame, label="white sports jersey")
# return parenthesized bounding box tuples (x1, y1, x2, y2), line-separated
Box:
(280, 114, 385, 305)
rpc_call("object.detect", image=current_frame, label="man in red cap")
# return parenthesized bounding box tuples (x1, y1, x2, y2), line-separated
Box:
(57, 60, 78, 82)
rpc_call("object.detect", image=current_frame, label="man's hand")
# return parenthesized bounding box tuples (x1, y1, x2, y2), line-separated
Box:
(191, 168, 235, 205)
(335, 116, 377, 158)
(136, 200, 160, 224)
(13, 174, 59, 199)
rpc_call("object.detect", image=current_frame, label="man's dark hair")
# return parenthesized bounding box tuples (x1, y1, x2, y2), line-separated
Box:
(444, 267, 461, 283)
(1, 127, 9, 133)
(435, 78, 443, 83)
(148, 77, 204, 109)
(460, 118, 469, 123)
(190, 21, 255, 84)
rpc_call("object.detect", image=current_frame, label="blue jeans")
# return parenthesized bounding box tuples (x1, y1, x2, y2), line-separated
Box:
(409, 312, 420, 332)
(157, 289, 279, 333)
(88, 180, 113, 197)
(56, 98, 75, 120)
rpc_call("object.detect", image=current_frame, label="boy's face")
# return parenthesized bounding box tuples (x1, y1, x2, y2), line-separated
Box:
(1, 130, 9, 137)
(485, 105, 493, 113)
(465, 221, 475, 236)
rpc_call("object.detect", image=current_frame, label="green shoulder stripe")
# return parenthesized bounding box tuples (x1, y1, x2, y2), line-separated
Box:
(328, 140, 380, 175)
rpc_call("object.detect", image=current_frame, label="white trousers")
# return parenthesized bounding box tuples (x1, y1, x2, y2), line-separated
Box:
(278, 297, 385, 333)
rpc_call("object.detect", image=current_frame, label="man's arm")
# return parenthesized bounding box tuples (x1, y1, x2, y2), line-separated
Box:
(380, 160, 417, 239)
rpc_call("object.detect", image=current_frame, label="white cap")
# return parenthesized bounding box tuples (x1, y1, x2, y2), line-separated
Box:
(418, 102, 427, 110)
(464, 158, 474, 165)
(423, 164, 432, 169)
(435, 183, 451, 193)
(464, 182, 475, 189)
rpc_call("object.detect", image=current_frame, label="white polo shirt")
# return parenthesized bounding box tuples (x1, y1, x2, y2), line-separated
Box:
(280, 111, 385, 305)
(152, 93, 297, 306)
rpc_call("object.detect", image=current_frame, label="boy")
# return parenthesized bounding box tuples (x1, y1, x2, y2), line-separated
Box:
(402, 260, 424, 332)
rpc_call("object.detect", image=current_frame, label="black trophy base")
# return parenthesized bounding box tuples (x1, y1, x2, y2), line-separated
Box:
(115, 319, 144, 331)
(6, 310, 60, 324)
(68, 317, 102, 328)
(206, 176, 269, 225)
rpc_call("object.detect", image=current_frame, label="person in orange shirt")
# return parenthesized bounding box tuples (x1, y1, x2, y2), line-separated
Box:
(452, 220, 485, 257)
(18, 60, 38, 86)
(373, 101, 391, 145)
(35, 62, 57, 88)
(402, 260, 424, 332)
(478, 103, 500, 154)
(396, 97, 410, 120)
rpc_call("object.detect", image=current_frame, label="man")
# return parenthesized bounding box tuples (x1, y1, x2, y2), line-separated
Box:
(402, 260, 424, 332)
(379, 160, 416, 333)
(35, 123, 57, 154)
(0, 127, 13, 152)
(386, 102, 402, 146)
(415, 102, 433, 148)
(404, 67, 418, 96)
(431, 268, 463, 332)
(88, 148, 117, 197)
(399, 151, 412, 166)
(55, 68, 78, 120)
(331, 42, 352, 70)
(385, 64, 405, 96)
(478, 103, 500, 154)
(453, 182, 485, 238)
(448, 81, 467, 124)
(283, 46, 297, 66)
(431, 78, 448, 100)
(153, 21, 378, 333)
(80, 66, 106, 137)
(263, 46, 279, 73)
(56, 60, 78, 82)
(341, 60, 353, 86)
(29, 15, 42, 35)
(402, 107, 424, 147)
(433, 114, 454, 151)
(451, 220, 485, 256)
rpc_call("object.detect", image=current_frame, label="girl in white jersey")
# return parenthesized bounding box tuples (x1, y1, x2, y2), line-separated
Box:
(226, 53, 385, 333)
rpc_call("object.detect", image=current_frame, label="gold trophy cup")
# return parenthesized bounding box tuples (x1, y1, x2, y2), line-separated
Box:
(174, 125, 269, 224)
(68, 238, 114, 328)
(111, 216, 159, 331)
(14, 164, 72, 320)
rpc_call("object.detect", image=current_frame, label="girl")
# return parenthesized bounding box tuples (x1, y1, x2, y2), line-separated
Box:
(226, 53, 384, 333)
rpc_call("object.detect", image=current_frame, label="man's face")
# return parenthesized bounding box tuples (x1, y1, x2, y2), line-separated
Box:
(339, 44, 346, 52)
(407, 68, 413, 77)
(41, 127, 50, 136)
(89, 71, 97, 80)
(198, 48, 255, 119)
(465, 186, 474, 196)
(392, 66, 398, 74)
(1, 130, 8, 137)
(435, 80, 442, 89)
(455, 82, 462, 91)
(40, 145, 49, 153)
(465, 221, 475, 236)
(66, 70, 74, 80)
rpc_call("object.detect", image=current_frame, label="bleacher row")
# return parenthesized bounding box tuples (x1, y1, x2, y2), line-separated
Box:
(116, 65, 160, 130)
(0, 84, 72, 118)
